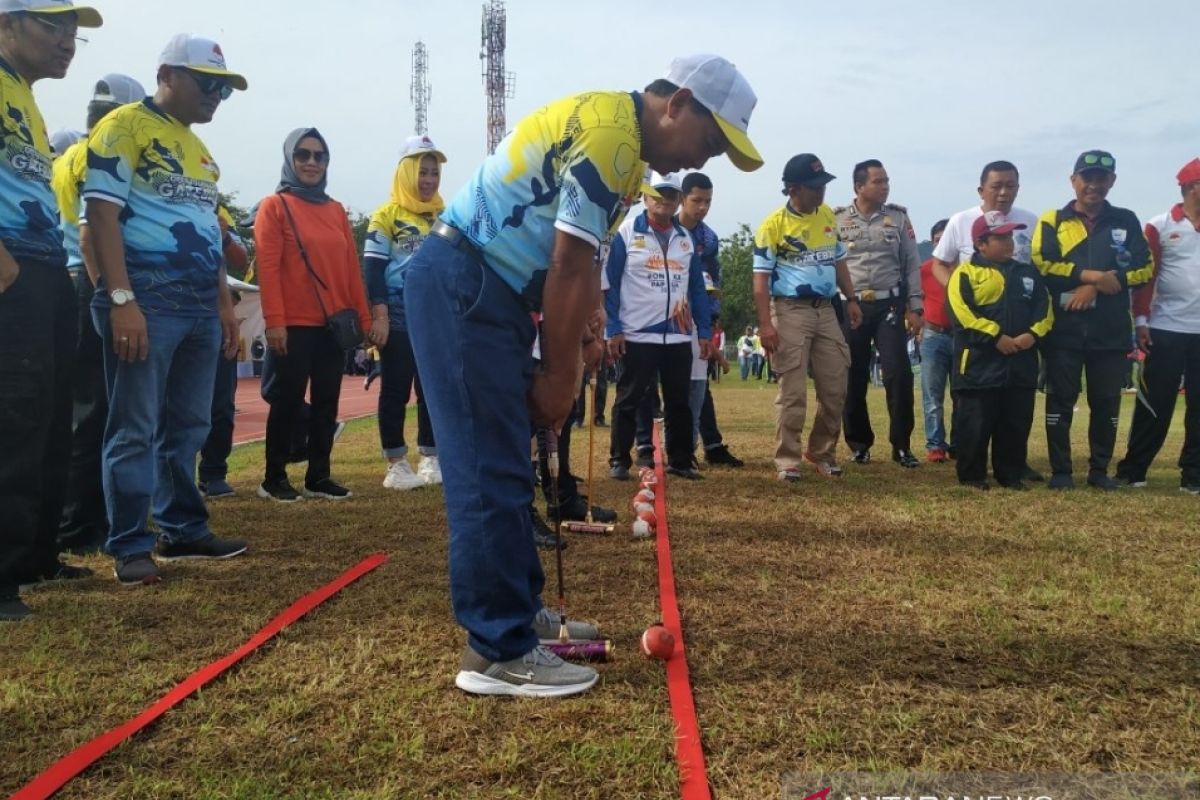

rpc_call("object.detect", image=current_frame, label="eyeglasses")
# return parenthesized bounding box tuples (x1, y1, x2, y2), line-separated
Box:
(293, 147, 329, 165)
(181, 69, 233, 101)
(1081, 154, 1115, 168)
(26, 14, 88, 46)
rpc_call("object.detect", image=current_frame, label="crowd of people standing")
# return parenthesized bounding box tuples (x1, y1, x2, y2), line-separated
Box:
(3, 2, 1197, 708)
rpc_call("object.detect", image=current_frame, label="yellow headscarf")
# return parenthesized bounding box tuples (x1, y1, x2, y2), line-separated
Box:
(390, 151, 445, 215)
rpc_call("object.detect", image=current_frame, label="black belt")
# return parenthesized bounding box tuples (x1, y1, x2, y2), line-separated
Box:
(775, 296, 833, 308)
(430, 220, 481, 259)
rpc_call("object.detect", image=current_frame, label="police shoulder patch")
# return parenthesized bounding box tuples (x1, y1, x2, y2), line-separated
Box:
(884, 202, 908, 214)
(832, 205, 850, 215)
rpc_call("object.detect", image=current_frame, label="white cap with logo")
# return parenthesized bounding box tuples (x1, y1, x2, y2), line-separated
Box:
(664, 54, 762, 172)
(642, 169, 683, 198)
(399, 134, 446, 164)
(0, 0, 102, 27)
(158, 34, 248, 91)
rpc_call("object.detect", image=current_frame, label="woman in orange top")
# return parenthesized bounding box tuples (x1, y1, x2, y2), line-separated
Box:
(254, 127, 370, 502)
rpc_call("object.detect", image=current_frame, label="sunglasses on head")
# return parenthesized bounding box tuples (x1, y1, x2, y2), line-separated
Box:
(1082, 154, 1114, 168)
(182, 70, 233, 100)
(293, 147, 329, 165)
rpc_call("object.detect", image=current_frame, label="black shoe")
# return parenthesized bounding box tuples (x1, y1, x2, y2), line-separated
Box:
(704, 445, 744, 467)
(665, 464, 704, 480)
(594, 417, 607, 428)
(114, 553, 162, 586)
(635, 450, 655, 469)
(198, 478, 236, 498)
(20, 562, 94, 590)
(892, 449, 920, 468)
(156, 533, 248, 561)
(303, 478, 352, 500)
(946, 446, 957, 460)
(1047, 473, 1075, 490)
(550, 494, 617, 524)
(609, 464, 630, 481)
(0, 588, 31, 621)
(530, 508, 567, 550)
(851, 448, 871, 465)
(960, 480, 990, 491)
(999, 481, 1030, 491)
(1021, 464, 1045, 482)
(258, 478, 303, 503)
(1114, 474, 1148, 488)
(1086, 471, 1119, 491)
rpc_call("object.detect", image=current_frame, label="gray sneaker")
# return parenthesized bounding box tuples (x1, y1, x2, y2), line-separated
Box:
(114, 553, 162, 586)
(455, 644, 598, 698)
(533, 606, 600, 643)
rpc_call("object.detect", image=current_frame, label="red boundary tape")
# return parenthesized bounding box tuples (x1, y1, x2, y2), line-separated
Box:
(10, 553, 389, 800)
(651, 426, 713, 800)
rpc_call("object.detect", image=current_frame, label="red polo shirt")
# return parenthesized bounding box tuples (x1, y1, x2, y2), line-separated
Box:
(920, 257, 951, 329)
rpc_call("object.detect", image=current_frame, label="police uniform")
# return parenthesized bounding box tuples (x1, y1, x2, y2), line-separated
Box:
(833, 200, 923, 461)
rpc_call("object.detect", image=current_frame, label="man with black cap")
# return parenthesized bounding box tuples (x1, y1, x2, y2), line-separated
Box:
(1032, 150, 1153, 490)
(1115, 157, 1200, 494)
(53, 72, 145, 555)
(833, 159, 924, 468)
(0, 0, 104, 621)
(753, 154, 862, 483)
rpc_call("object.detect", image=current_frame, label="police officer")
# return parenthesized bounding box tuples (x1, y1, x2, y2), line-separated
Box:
(834, 159, 923, 468)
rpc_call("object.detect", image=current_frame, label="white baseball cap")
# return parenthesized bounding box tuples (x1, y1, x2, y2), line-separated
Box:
(0, 0, 102, 27)
(664, 54, 762, 172)
(642, 170, 682, 199)
(399, 134, 446, 163)
(158, 34, 247, 91)
(91, 73, 145, 105)
(49, 127, 83, 155)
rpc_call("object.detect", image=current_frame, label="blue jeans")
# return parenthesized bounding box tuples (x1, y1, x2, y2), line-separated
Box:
(689, 379, 707, 452)
(198, 353, 237, 482)
(919, 328, 953, 451)
(93, 307, 220, 558)
(405, 235, 543, 663)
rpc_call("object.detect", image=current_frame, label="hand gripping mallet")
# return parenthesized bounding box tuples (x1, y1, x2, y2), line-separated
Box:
(559, 376, 616, 535)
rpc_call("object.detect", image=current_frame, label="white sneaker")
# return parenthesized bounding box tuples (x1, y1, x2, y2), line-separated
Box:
(382, 460, 424, 491)
(417, 455, 442, 485)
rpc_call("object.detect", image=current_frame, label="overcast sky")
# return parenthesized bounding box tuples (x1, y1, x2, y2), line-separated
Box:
(33, 0, 1197, 239)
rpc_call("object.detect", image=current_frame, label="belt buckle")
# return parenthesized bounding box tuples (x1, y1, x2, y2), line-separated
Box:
(859, 288, 876, 302)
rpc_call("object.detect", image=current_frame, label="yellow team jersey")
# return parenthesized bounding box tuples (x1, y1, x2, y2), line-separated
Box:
(753, 204, 846, 299)
(0, 55, 64, 264)
(52, 139, 89, 269)
(441, 90, 646, 306)
(83, 98, 223, 315)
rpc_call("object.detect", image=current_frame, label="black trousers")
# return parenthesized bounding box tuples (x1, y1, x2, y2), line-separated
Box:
(198, 353, 238, 482)
(59, 270, 108, 551)
(0, 262, 75, 590)
(377, 328, 434, 455)
(576, 368, 609, 424)
(261, 326, 344, 484)
(1044, 347, 1127, 475)
(610, 341, 693, 470)
(698, 383, 723, 449)
(843, 297, 914, 452)
(1116, 329, 1200, 485)
(954, 387, 1035, 485)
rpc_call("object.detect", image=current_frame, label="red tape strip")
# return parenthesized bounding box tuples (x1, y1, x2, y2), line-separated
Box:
(651, 427, 712, 800)
(10, 553, 389, 800)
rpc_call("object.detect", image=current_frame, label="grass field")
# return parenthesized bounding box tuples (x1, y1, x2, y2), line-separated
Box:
(3, 379, 1198, 799)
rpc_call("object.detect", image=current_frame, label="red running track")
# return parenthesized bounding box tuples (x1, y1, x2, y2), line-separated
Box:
(231, 376, 382, 445)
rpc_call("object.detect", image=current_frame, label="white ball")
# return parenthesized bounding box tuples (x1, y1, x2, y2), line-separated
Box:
(631, 519, 653, 539)
(633, 501, 654, 515)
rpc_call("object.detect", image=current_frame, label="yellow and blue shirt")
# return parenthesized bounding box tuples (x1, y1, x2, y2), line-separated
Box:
(52, 138, 89, 273)
(363, 203, 435, 329)
(0, 55, 65, 266)
(83, 98, 223, 316)
(441, 90, 646, 308)
(753, 203, 846, 299)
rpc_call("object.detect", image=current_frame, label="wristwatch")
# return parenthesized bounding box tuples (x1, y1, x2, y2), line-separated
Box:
(109, 288, 136, 307)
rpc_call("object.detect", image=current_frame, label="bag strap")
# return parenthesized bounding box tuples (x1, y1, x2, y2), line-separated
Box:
(277, 192, 331, 321)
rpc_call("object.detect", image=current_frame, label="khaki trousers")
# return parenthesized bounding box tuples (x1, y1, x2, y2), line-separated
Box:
(771, 298, 850, 470)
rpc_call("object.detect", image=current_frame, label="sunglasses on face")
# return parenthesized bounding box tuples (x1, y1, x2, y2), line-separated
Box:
(1081, 154, 1114, 168)
(182, 70, 233, 100)
(293, 147, 329, 165)
(26, 13, 88, 45)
